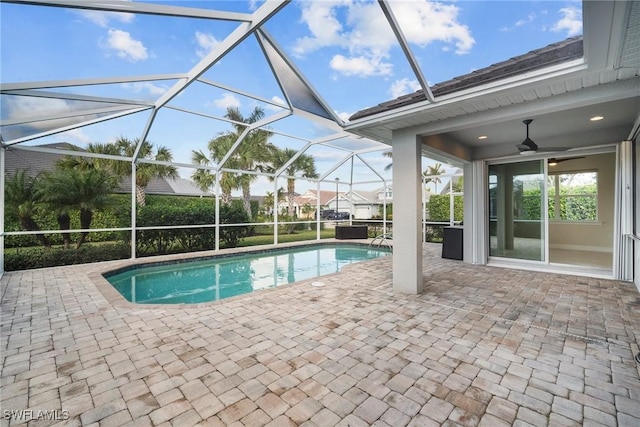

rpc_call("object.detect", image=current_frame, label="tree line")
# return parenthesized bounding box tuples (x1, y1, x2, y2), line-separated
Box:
(5, 107, 319, 250)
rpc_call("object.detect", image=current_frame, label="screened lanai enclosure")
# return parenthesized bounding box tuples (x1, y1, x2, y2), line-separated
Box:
(1, 0, 471, 273)
(6, 0, 631, 281)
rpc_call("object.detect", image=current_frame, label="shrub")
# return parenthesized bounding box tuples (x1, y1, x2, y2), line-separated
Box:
(5, 194, 253, 265)
(427, 195, 464, 222)
(424, 225, 444, 243)
(4, 193, 131, 248)
(4, 243, 131, 271)
(219, 204, 251, 248)
(135, 198, 250, 254)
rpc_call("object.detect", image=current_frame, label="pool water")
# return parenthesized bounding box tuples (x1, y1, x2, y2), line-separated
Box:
(104, 244, 390, 304)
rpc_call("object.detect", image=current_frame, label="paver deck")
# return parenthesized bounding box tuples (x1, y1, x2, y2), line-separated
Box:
(1, 242, 639, 426)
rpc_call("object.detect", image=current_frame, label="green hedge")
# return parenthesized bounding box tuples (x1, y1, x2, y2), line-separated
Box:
(4, 242, 131, 271)
(134, 198, 250, 255)
(4, 195, 255, 269)
(427, 195, 464, 221)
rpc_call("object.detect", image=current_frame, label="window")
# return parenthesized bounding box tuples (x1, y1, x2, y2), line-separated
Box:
(547, 171, 598, 221)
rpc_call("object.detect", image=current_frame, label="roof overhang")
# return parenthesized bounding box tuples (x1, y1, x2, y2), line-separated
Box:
(345, 1, 640, 162)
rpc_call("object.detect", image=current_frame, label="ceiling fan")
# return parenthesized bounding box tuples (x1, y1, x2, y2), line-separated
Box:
(548, 156, 585, 166)
(516, 119, 569, 154)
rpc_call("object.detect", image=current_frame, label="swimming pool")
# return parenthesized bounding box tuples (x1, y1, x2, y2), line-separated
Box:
(104, 244, 390, 304)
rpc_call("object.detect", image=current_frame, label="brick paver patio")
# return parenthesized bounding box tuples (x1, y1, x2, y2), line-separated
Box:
(1, 242, 639, 426)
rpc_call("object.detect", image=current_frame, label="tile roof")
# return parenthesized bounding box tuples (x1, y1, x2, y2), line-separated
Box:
(288, 190, 336, 206)
(349, 36, 584, 121)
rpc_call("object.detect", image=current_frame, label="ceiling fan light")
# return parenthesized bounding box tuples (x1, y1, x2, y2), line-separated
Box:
(548, 159, 558, 166)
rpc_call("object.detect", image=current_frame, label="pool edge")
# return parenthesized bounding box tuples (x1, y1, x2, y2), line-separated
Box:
(92, 239, 388, 309)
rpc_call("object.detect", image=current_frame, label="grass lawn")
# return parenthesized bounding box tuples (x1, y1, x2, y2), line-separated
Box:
(238, 229, 335, 247)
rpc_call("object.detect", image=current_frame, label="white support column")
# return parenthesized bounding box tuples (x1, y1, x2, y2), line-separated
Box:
(273, 178, 279, 245)
(215, 173, 220, 251)
(131, 163, 137, 260)
(392, 132, 422, 294)
(316, 181, 321, 240)
(465, 161, 486, 264)
(0, 146, 5, 277)
(382, 181, 388, 234)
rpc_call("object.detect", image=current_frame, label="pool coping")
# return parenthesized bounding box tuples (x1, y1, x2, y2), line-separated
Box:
(89, 238, 390, 309)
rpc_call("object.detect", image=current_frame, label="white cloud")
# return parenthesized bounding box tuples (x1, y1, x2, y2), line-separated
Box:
(292, 1, 347, 56)
(248, 0, 261, 12)
(195, 31, 220, 58)
(389, 78, 421, 98)
(293, 0, 474, 78)
(213, 93, 241, 110)
(121, 82, 168, 97)
(4, 97, 99, 138)
(311, 150, 345, 163)
(75, 9, 134, 28)
(57, 128, 92, 145)
(6, 96, 70, 119)
(265, 95, 288, 111)
(103, 29, 148, 62)
(386, 2, 474, 54)
(330, 54, 392, 76)
(515, 13, 536, 27)
(551, 6, 582, 36)
(271, 95, 287, 106)
(337, 111, 351, 123)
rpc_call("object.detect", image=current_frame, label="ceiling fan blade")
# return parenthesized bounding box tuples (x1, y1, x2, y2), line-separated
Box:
(517, 137, 538, 152)
(538, 147, 570, 152)
(548, 156, 585, 164)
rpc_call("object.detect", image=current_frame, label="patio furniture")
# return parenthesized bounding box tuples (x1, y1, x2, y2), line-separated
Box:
(335, 225, 368, 239)
(442, 226, 463, 260)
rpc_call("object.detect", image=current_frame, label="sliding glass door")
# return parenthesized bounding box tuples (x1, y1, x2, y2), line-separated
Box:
(488, 160, 545, 261)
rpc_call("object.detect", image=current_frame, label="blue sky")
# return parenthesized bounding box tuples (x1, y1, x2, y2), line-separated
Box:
(1, 0, 583, 195)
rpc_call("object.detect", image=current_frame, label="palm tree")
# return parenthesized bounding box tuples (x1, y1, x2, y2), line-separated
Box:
(56, 142, 120, 171)
(4, 171, 51, 248)
(263, 188, 284, 216)
(38, 168, 117, 248)
(424, 163, 445, 194)
(113, 137, 178, 206)
(191, 148, 235, 204)
(59, 138, 178, 206)
(383, 150, 392, 172)
(192, 106, 272, 219)
(269, 148, 318, 217)
(452, 176, 464, 193)
(227, 107, 273, 219)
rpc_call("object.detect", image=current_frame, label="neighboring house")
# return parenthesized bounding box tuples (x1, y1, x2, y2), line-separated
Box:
(277, 190, 334, 218)
(270, 187, 393, 219)
(375, 186, 393, 203)
(325, 187, 392, 220)
(4, 143, 209, 197)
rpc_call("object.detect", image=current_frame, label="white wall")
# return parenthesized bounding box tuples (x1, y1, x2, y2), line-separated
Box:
(548, 152, 615, 252)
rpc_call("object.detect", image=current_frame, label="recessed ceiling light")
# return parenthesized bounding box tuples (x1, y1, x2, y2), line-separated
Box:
(478, 135, 488, 140)
(590, 116, 604, 121)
